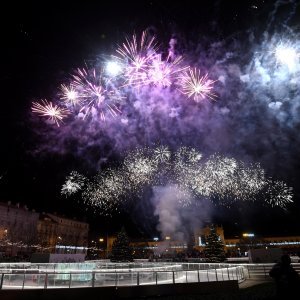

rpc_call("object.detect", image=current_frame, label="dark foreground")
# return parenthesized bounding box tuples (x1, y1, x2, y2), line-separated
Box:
(136, 282, 277, 300)
(0, 281, 277, 300)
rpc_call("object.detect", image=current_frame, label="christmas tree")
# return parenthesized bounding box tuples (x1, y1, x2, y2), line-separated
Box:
(204, 225, 226, 262)
(110, 227, 133, 262)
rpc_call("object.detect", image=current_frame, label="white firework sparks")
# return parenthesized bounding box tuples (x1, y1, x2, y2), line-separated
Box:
(153, 145, 171, 163)
(61, 171, 86, 196)
(124, 149, 158, 189)
(83, 169, 126, 215)
(71, 146, 292, 215)
(265, 180, 293, 208)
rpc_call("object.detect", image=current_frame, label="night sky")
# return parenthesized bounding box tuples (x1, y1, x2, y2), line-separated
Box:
(1, 0, 300, 239)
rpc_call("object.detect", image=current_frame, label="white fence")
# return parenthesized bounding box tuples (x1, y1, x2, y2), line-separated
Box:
(0, 262, 245, 290)
(244, 263, 300, 279)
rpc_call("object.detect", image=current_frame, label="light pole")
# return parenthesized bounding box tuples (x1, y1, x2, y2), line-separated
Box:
(57, 236, 62, 253)
(99, 238, 105, 258)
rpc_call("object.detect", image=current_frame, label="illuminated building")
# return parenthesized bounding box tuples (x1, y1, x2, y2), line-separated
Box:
(37, 213, 89, 254)
(225, 235, 300, 252)
(105, 225, 300, 258)
(0, 201, 89, 256)
(0, 201, 39, 256)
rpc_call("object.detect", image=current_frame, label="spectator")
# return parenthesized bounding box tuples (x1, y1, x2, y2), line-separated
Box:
(269, 254, 300, 298)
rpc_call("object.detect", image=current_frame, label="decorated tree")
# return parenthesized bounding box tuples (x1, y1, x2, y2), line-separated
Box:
(110, 227, 133, 262)
(204, 224, 226, 262)
(187, 231, 196, 252)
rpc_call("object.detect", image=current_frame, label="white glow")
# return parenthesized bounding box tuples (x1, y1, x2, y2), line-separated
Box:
(275, 45, 298, 72)
(242, 233, 255, 237)
(67, 90, 77, 101)
(106, 61, 122, 76)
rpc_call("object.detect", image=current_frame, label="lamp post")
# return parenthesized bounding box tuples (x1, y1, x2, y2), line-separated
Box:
(57, 236, 62, 253)
(99, 238, 105, 259)
(242, 233, 255, 257)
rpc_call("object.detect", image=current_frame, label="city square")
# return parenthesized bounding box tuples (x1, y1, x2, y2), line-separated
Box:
(1, 1, 300, 299)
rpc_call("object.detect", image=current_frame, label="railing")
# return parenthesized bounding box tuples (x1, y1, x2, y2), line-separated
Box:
(1, 261, 300, 290)
(0, 266, 245, 290)
(0, 261, 250, 272)
(244, 263, 300, 279)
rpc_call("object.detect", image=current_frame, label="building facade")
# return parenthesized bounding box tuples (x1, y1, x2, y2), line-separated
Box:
(37, 213, 89, 254)
(0, 202, 39, 255)
(0, 201, 89, 257)
(106, 225, 300, 259)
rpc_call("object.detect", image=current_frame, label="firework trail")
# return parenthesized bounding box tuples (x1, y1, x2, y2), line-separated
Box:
(63, 146, 293, 215)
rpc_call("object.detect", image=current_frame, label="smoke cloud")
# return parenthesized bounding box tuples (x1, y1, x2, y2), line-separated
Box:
(31, 22, 300, 184)
(151, 185, 212, 244)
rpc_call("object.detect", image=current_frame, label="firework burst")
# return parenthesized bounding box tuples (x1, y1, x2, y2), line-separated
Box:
(61, 171, 86, 197)
(265, 180, 293, 208)
(71, 68, 123, 121)
(31, 100, 69, 126)
(117, 31, 158, 87)
(32, 30, 219, 128)
(153, 145, 171, 163)
(60, 84, 83, 106)
(147, 54, 188, 87)
(123, 149, 159, 189)
(179, 68, 217, 102)
(65, 146, 293, 215)
(82, 169, 127, 215)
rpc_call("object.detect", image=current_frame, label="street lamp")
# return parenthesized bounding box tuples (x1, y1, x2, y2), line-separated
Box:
(98, 238, 105, 258)
(57, 236, 62, 253)
(242, 233, 255, 256)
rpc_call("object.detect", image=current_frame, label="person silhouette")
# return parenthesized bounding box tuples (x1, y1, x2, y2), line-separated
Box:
(269, 254, 300, 298)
